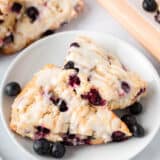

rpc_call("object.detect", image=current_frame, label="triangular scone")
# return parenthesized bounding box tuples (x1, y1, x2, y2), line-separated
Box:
(64, 36, 147, 110)
(0, 0, 84, 54)
(10, 64, 131, 145)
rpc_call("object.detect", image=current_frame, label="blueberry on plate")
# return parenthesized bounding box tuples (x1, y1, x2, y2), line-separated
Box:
(121, 114, 137, 126)
(51, 142, 66, 158)
(129, 123, 145, 137)
(33, 139, 51, 155)
(129, 102, 143, 115)
(5, 82, 21, 97)
(142, 0, 157, 12)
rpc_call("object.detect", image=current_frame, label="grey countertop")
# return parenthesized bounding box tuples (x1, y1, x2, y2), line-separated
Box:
(0, 1, 159, 159)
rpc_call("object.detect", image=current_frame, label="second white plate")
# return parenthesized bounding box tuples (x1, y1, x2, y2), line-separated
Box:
(1, 31, 160, 160)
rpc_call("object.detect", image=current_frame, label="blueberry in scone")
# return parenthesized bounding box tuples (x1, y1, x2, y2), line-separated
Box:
(64, 36, 147, 110)
(64, 61, 75, 70)
(111, 131, 128, 142)
(11, 2, 23, 13)
(0, 0, 84, 55)
(81, 88, 106, 106)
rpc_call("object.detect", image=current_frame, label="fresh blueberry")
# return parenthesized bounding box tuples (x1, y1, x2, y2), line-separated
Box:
(50, 142, 66, 158)
(112, 131, 127, 142)
(121, 114, 137, 126)
(129, 102, 143, 115)
(3, 34, 14, 45)
(5, 82, 21, 97)
(11, 2, 22, 13)
(56, 99, 68, 112)
(142, 0, 157, 12)
(121, 81, 130, 93)
(129, 123, 145, 137)
(64, 61, 75, 69)
(70, 42, 80, 48)
(26, 6, 39, 22)
(33, 139, 51, 155)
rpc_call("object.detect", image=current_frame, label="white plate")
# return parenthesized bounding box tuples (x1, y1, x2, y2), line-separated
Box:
(0, 31, 160, 160)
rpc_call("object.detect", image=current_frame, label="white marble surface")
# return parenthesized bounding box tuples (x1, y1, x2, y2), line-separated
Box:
(0, 0, 160, 159)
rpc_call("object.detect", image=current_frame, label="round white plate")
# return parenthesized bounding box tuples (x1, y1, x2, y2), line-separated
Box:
(1, 31, 160, 160)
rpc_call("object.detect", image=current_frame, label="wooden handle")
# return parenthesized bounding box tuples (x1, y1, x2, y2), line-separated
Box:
(97, 0, 160, 61)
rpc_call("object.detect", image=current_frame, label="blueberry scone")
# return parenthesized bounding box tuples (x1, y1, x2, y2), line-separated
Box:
(64, 36, 147, 110)
(0, 0, 84, 55)
(10, 64, 131, 145)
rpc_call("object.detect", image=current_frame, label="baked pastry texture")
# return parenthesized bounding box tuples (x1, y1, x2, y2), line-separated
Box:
(64, 36, 147, 110)
(0, 0, 84, 55)
(10, 64, 131, 145)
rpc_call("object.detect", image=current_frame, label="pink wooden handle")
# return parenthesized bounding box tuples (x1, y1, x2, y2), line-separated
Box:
(97, 0, 160, 61)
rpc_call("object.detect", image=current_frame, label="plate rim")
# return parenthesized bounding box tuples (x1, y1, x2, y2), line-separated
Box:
(0, 30, 160, 160)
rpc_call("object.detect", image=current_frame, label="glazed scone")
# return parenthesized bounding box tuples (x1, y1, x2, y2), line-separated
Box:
(64, 36, 147, 110)
(10, 64, 131, 145)
(0, 0, 84, 54)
